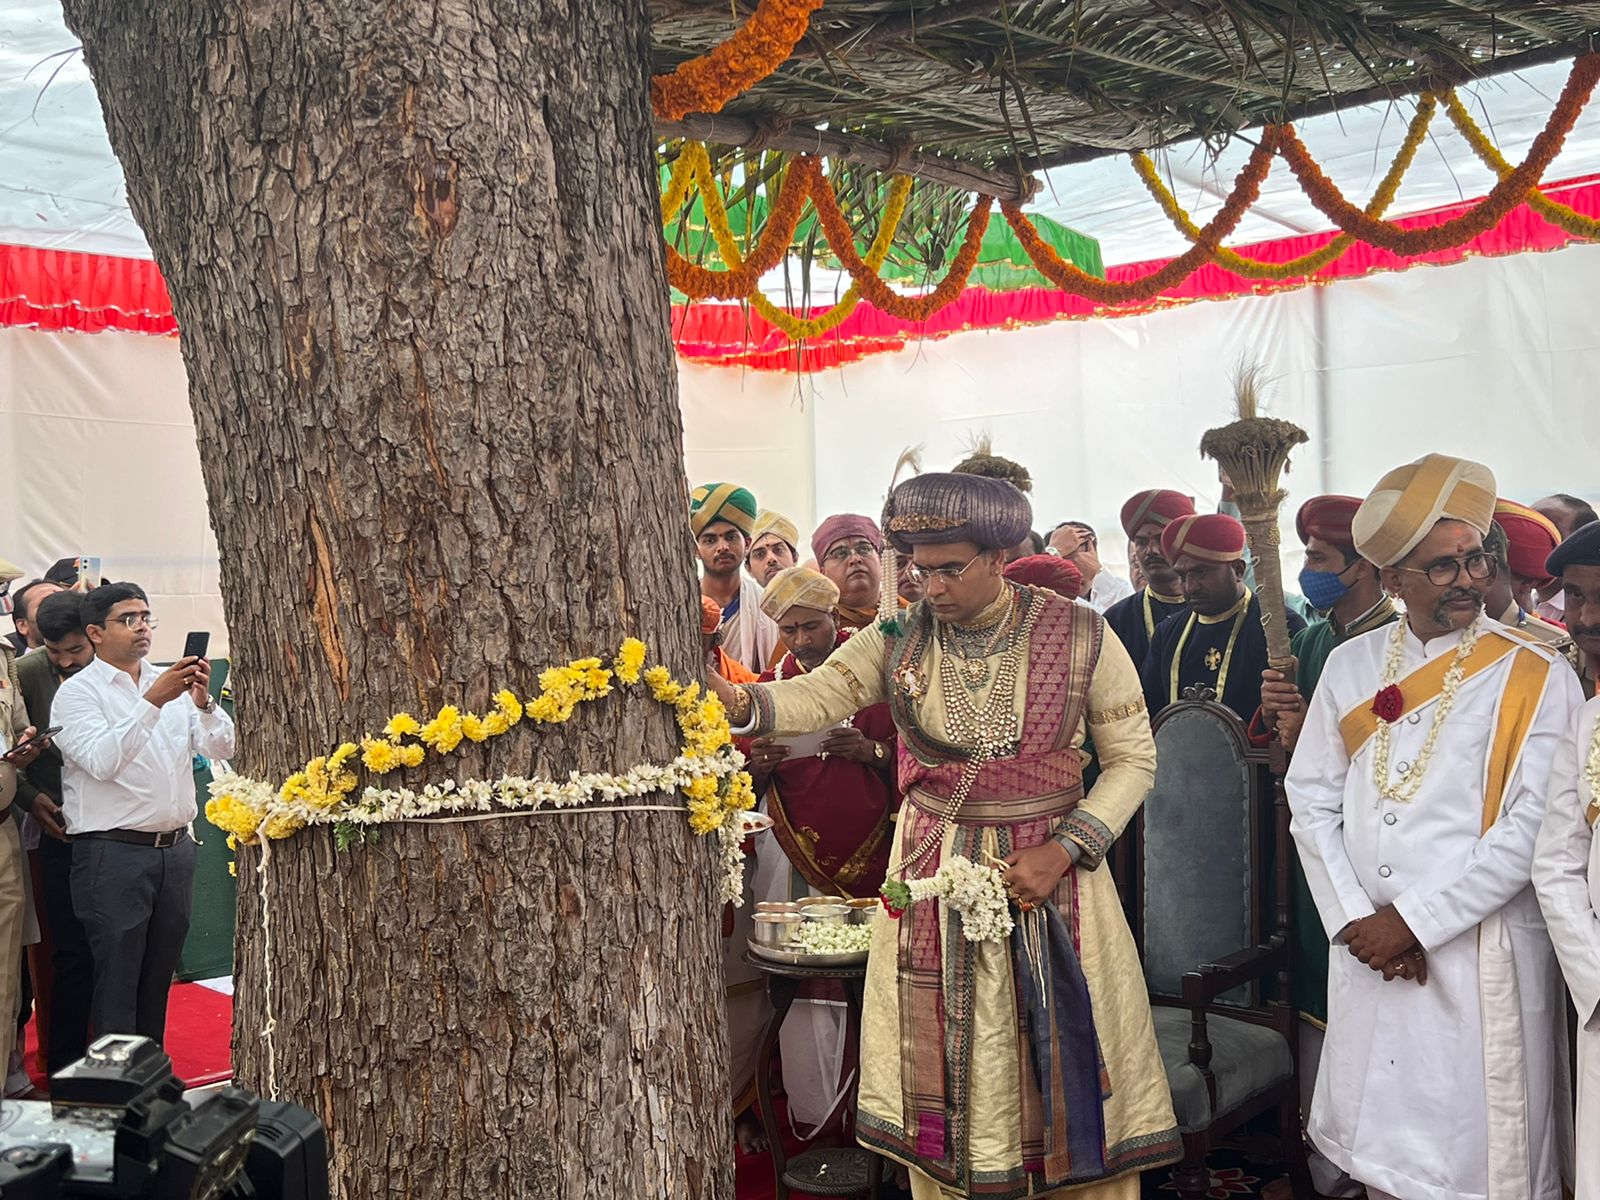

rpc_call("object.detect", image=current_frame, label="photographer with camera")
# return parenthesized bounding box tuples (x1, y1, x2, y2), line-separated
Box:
(52, 584, 234, 1045)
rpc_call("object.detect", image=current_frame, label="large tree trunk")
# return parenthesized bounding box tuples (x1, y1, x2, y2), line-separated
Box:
(60, 3, 731, 1197)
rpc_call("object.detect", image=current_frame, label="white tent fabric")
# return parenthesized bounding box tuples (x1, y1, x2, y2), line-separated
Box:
(5, 236, 1597, 651)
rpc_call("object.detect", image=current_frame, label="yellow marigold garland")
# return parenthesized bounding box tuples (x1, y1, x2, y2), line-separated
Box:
(674, 140, 915, 339)
(1444, 90, 1600, 241)
(205, 636, 753, 851)
(1132, 94, 1437, 281)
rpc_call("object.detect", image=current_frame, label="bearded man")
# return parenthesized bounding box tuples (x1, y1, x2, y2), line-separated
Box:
(1103, 490, 1195, 669)
(710, 472, 1179, 1200)
(1142, 513, 1303, 724)
(691, 482, 779, 673)
(1540, 521, 1600, 699)
(813, 514, 885, 630)
(1287, 454, 1582, 1200)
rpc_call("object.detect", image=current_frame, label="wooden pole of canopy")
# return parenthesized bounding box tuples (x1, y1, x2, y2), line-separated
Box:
(655, 112, 1040, 201)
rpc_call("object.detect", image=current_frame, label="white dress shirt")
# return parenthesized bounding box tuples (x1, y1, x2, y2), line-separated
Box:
(53, 656, 236, 834)
(1085, 570, 1134, 613)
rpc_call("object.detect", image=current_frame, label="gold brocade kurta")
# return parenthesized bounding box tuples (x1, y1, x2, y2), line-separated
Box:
(741, 590, 1178, 1199)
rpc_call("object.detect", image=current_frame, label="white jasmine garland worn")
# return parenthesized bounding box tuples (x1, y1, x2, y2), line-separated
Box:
(1586, 718, 1600, 827)
(893, 855, 1015, 943)
(1371, 616, 1482, 804)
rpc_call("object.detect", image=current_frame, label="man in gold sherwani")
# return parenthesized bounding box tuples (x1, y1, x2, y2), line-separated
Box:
(711, 471, 1179, 1200)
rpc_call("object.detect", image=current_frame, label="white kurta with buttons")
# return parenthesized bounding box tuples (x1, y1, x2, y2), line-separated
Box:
(1532, 696, 1600, 1200)
(1288, 618, 1583, 1200)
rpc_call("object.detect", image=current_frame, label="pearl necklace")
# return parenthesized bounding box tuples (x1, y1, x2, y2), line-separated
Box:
(1372, 616, 1482, 804)
(895, 592, 1041, 880)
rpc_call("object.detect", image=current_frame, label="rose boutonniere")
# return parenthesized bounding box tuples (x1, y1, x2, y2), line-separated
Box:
(880, 879, 911, 919)
(1372, 684, 1404, 724)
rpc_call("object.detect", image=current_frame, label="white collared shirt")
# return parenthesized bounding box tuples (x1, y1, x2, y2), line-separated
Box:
(53, 655, 236, 834)
(1085, 570, 1134, 613)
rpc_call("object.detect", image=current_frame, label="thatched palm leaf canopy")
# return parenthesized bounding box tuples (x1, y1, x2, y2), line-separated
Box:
(651, 0, 1600, 177)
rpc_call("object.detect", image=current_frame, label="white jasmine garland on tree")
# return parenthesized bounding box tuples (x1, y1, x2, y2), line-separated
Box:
(889, 855, 1014, 943)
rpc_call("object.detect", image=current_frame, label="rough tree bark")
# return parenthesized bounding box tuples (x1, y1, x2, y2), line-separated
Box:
(60, 3, 731, 1197)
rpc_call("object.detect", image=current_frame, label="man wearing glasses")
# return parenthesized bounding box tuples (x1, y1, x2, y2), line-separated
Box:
(51, 583, 235, 1044)
(811, 514, 885, 631)
(710, 473, 1179, 1200)
(1286, 455, 1582, 1200)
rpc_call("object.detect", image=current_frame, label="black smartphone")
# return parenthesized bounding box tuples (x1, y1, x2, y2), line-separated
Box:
(183, 631, 211, 661)
(3, 725, 63, 761)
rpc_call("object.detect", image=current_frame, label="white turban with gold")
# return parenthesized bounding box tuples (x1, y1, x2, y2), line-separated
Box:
(759, 566, 840, 622)
(1352, 453, 1497, 567)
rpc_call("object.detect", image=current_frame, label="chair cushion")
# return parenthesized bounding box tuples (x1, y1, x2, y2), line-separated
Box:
(1151, 1007, 1293, 1133)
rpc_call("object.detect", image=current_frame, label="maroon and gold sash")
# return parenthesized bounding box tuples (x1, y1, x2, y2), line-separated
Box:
(871, 588, 1107, 1192)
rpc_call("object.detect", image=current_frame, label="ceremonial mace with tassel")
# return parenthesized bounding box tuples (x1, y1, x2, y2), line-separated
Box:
(1198, 363, 1308, 709)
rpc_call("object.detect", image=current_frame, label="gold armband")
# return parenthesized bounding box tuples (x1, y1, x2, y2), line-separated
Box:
(1088, 697, 1147, 725)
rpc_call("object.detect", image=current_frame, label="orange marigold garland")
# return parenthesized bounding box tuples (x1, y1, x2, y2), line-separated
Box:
(1003, 130, 1278, 306)
(1444, 90, 1600, 241)
(666, 157, 818, 300)
(1134, 96, 1435, 281)
(809, 169, 993, 323)
(651, 0, 825, 121)
(1278, 52, 1600, 256)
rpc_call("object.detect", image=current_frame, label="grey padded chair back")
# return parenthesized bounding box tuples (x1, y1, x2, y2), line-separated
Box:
(1141, 701, 1259, 1005)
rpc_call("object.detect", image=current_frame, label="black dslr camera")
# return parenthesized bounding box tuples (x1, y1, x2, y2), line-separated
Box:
(0, 1035, 328, 1199)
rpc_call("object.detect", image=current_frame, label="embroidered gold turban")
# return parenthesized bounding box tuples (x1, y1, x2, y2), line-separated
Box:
(1352, 454, 1497, 567)
(881, 472, 1033, 553)
(759, 566, 840, 621)
(750, 510, 799, 554)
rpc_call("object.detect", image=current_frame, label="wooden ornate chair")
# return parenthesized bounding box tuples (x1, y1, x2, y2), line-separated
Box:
(1136, 695, 1312, 1200)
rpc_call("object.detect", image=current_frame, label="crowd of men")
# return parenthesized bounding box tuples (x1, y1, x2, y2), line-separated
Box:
(694, 452, 1600, 1200)
(0, 565, 232, 1097)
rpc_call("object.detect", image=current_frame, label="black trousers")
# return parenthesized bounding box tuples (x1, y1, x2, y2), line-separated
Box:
(71, 835, 194, 1045)
(39, 835, 93, 1073)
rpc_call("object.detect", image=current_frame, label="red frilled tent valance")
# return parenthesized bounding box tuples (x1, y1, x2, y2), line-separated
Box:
(6, 172, 1600, 367)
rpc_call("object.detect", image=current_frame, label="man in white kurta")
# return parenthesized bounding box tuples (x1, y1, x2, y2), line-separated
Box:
(1287, 453, 1582, 1200)
(1533, 694, 1600, 1200)
(1532, 519, 1600, 1199)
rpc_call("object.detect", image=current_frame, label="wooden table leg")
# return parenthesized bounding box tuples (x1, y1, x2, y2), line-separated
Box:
(756, 973, 798, 1200)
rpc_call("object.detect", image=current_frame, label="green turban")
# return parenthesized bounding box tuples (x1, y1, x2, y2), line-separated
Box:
(690, 482, 758, 537)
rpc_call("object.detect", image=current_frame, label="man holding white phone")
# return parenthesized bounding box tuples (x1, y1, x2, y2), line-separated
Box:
(52, 582, 234, 1042)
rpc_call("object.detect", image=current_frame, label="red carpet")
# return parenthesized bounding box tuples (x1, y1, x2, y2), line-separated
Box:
(23, 981, 234, 1090)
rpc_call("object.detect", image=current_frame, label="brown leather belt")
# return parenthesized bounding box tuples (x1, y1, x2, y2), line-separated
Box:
(77, 827, 188, 848)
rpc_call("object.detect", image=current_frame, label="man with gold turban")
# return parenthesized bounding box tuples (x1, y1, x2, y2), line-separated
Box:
(1103, 489, 1195, 670)
(1287, 453, 1582, 1200)
(1141, 512, 1304, 724)
(709, 472, 1179, 1200)
(691, 482, 779, 674)
(747, 510, 800, 588)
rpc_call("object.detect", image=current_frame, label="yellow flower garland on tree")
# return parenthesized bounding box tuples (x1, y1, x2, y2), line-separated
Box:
(1132, 93, 1437, 281)
(204, 638, 756, 895)
(1444, 90, 1600, 241)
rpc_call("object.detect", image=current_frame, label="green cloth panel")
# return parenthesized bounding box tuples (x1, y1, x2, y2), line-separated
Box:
(662, 169, 1104, 301)
(179, 658, 236, 981)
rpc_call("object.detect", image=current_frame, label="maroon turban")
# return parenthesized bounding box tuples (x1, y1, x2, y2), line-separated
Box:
(811, 514, 884, 563)
(1120, 490, 1196, 539)
(1161, 513, 1247, 565)
(1003, 554, 1083, 600)
(1295, 495, 1362, 550)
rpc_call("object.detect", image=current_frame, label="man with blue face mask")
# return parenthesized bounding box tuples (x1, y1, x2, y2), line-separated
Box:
(1260, 496, 1398, 752)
